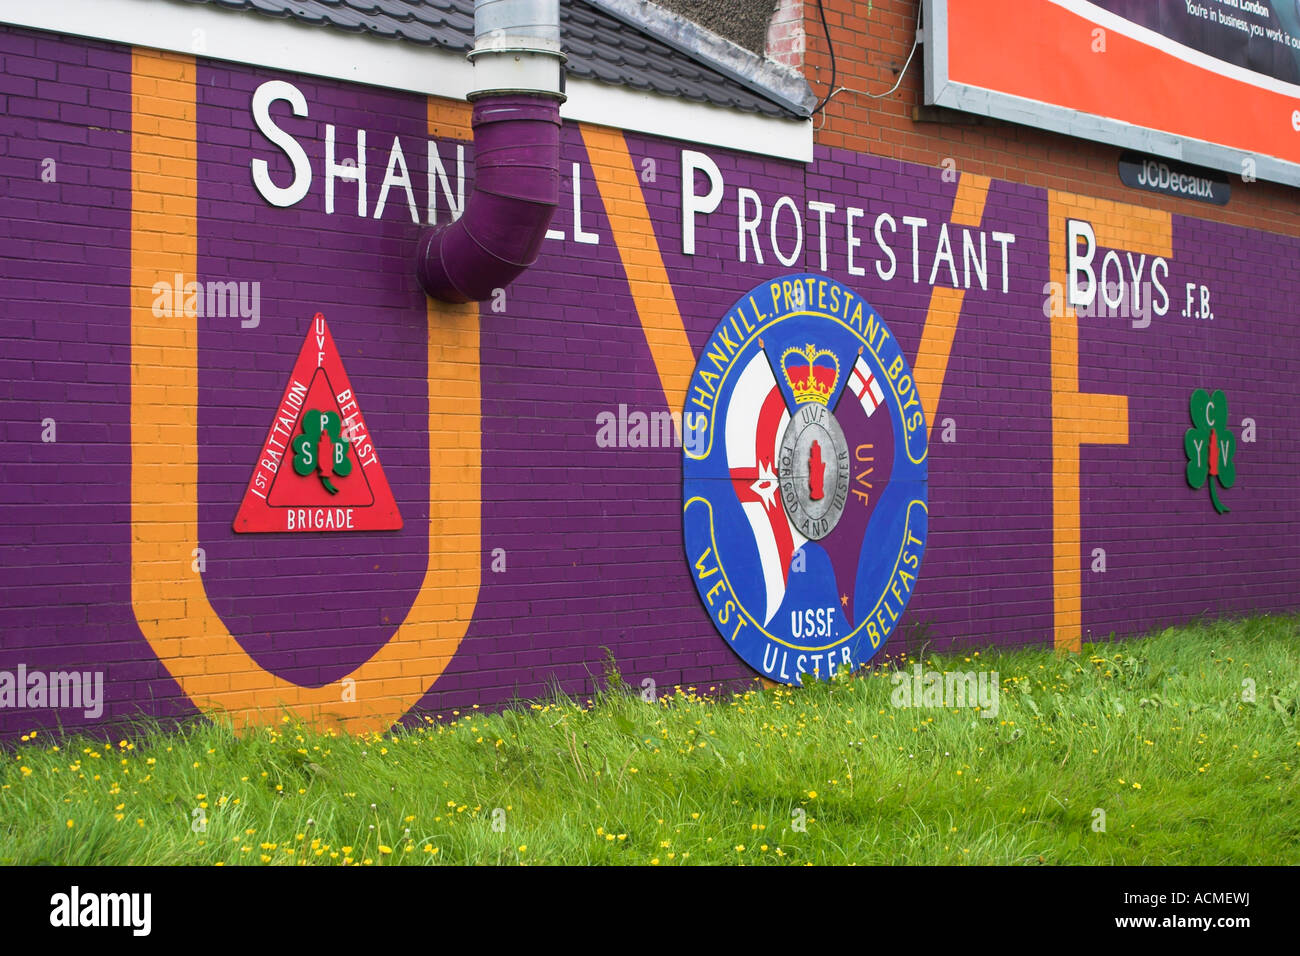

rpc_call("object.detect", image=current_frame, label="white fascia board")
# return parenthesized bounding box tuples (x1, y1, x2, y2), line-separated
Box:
(561, 82, 811, 163)
(0, 0, 812, 163)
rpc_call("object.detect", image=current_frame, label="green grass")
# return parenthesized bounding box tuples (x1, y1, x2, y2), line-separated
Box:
(3, 614, 1298, 865)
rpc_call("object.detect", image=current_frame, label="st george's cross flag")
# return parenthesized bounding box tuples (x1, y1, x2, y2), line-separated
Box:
(847, 354, 885, 418)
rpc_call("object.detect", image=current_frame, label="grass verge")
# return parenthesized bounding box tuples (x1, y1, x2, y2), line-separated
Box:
(2, 614, 1297, 864)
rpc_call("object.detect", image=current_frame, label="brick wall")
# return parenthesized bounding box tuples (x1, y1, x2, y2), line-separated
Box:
(803, 0, 1300, 239)
(2, 12, 1298, 739)
(764, 0, 805, 70)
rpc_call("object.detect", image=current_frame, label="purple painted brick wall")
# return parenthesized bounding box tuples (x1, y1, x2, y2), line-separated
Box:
(1, 23, 1297, 738)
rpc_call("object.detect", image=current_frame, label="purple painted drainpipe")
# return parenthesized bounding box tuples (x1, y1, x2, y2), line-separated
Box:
(417, 0, 566, 303)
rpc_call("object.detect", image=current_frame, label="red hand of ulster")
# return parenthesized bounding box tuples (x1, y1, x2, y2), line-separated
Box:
(808, 439, 826, 501)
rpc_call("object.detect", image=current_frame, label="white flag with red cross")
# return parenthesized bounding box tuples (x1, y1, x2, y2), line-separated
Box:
(726, 350, 807, 625)
(847, 354, 885, 418)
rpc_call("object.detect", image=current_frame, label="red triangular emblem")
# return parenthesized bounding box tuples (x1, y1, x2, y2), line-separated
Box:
(233, 313, 402, 533)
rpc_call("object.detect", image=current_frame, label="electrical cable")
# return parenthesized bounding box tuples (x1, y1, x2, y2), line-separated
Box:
(816, 31, 920, 130)
(812, 0, 838, 114)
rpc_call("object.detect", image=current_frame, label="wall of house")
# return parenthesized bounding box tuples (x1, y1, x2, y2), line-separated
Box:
(804, 0, 1300, 238)
(2, 8, 1297, 738)
(654, 0, 779, 54)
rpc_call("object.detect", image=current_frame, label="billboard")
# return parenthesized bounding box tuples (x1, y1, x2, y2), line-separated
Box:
(923, 0, 1300, 187)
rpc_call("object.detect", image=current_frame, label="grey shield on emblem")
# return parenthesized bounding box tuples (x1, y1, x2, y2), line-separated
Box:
(778, 401, 850, 540)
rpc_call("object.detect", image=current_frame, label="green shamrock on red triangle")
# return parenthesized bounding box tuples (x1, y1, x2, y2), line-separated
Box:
(292, 409, 353, 495)
(1184, 388, 1235, 515)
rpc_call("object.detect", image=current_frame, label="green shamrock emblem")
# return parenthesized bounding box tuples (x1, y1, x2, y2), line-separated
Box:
(292, 409, 353, 495)
(1184, 388, 1235, 515)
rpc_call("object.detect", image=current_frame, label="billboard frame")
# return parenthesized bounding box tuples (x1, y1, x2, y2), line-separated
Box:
(922, 0, 1300, 189)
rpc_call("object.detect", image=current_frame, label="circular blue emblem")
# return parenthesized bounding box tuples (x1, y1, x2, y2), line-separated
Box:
(682, 274, 928, 685)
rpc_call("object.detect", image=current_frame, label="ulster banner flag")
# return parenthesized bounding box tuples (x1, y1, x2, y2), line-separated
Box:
(725, 350, 807, 625)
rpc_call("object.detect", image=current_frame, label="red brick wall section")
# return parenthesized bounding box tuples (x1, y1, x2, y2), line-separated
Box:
(764, 0, 806, 71)
(802, 0, 1300, 237)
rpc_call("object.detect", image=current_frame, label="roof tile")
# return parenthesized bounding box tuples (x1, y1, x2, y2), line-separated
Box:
(171, 0, 793, 116)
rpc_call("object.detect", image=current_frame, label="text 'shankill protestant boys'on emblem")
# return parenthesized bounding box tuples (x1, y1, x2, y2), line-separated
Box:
(682, 274, 928, 686)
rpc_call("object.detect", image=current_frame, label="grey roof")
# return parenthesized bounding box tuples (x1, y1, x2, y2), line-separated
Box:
(171, 0, 802, 118)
